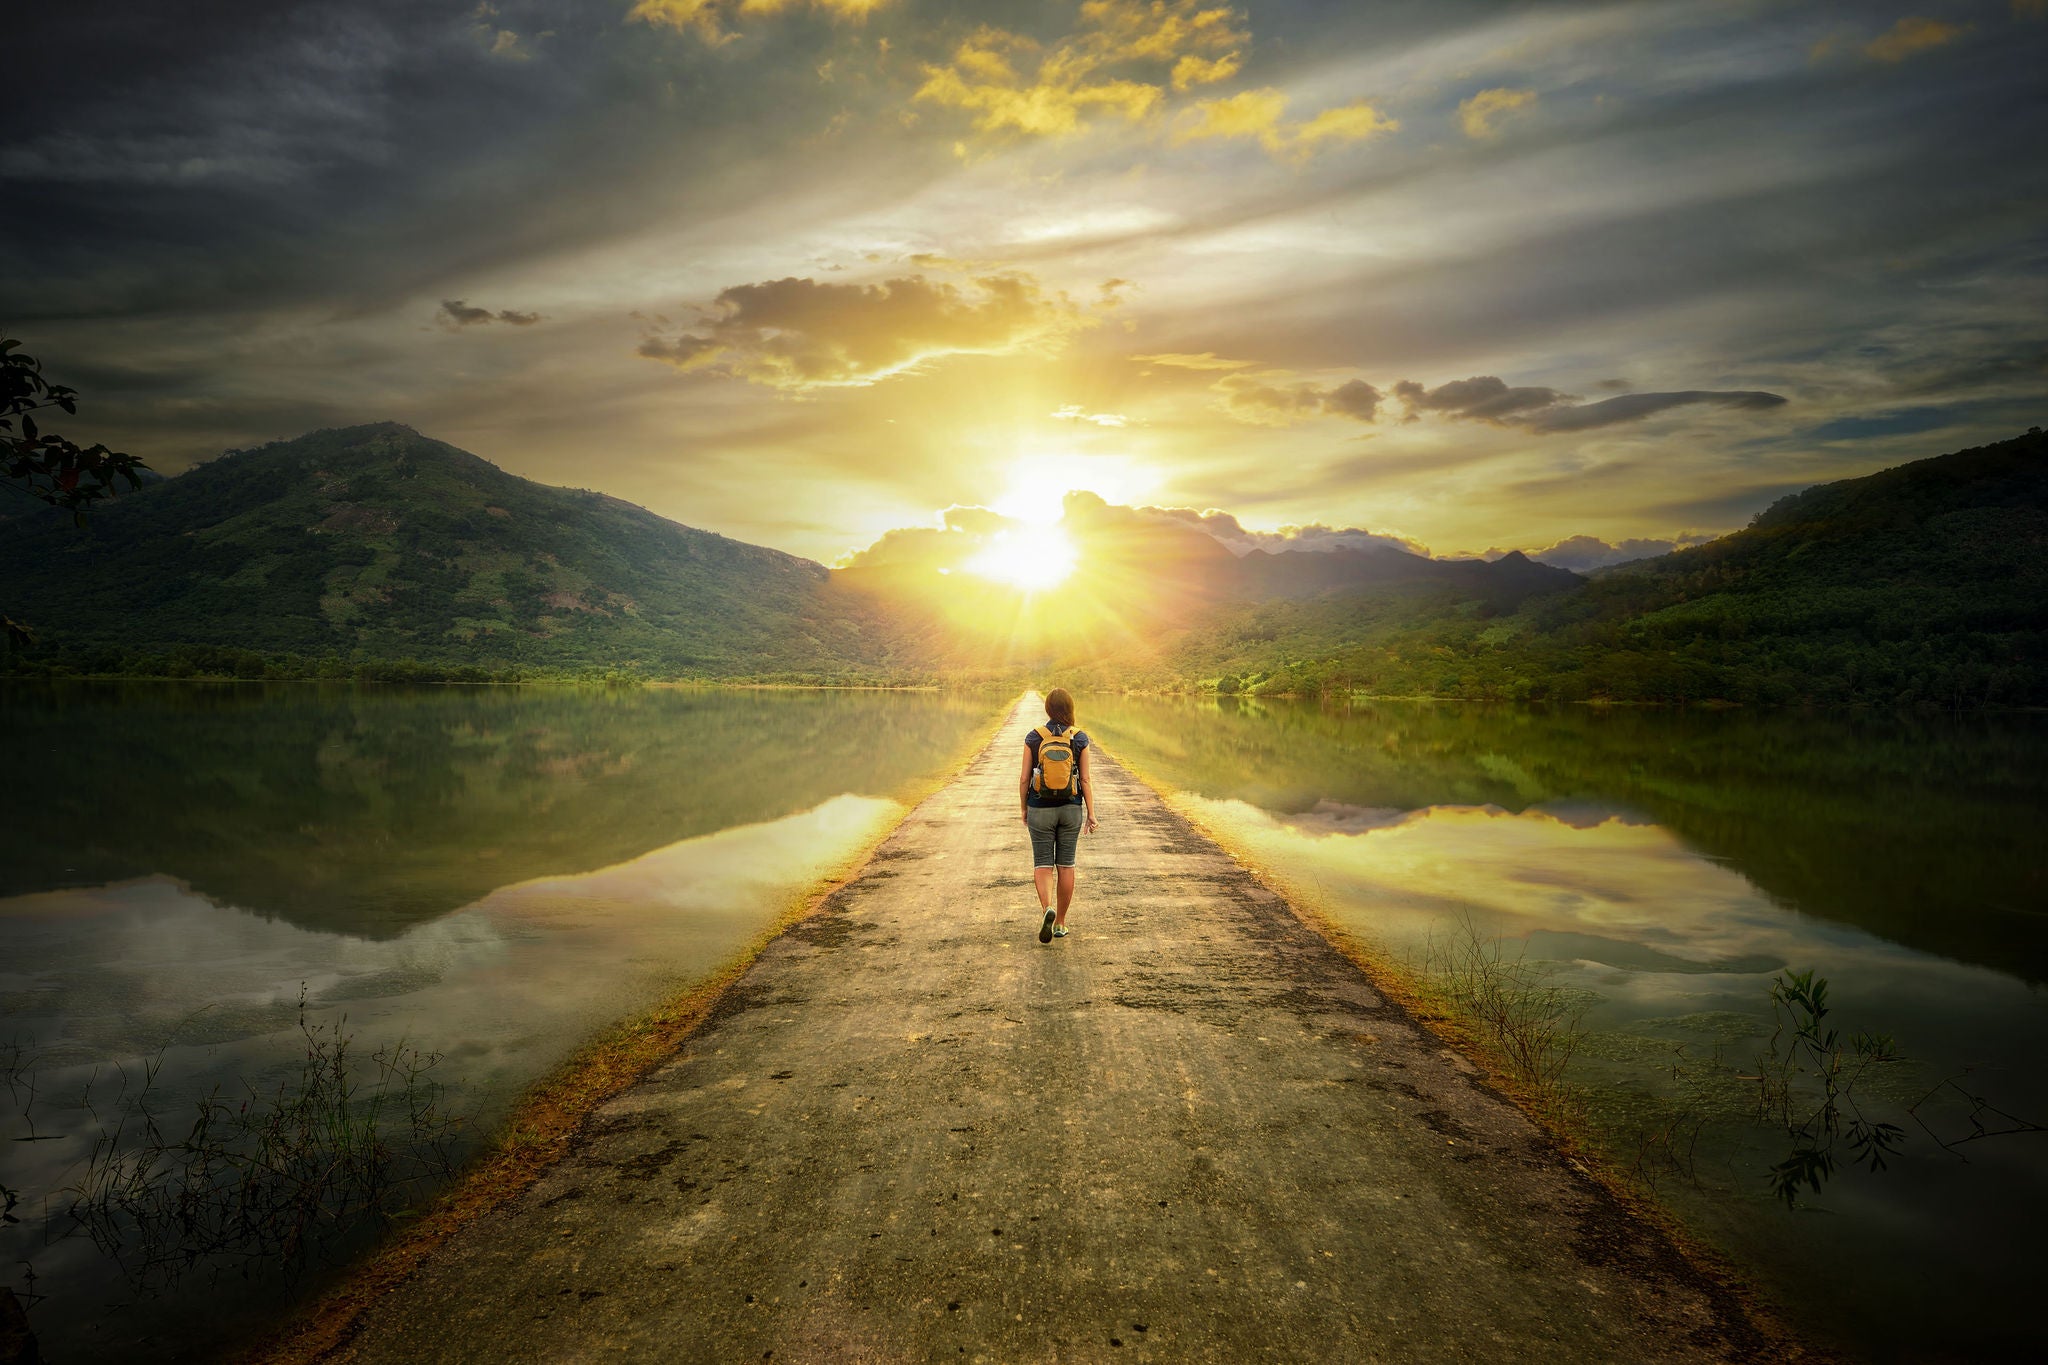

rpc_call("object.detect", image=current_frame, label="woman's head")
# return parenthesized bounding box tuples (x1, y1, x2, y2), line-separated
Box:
(1045, 687, 1075, 726)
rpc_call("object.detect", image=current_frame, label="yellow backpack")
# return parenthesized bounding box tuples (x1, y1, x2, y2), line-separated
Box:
(1033, 725, 1081, 802)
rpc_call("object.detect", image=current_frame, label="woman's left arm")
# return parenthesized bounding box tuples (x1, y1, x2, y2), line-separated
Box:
(1080, 743, 1098, 834)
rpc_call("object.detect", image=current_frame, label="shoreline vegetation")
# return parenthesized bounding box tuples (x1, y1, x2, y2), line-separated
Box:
(3, 662, 2041, 715)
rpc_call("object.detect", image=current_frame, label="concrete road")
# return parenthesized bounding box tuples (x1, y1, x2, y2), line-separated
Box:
(341, 696, 1771, 1364)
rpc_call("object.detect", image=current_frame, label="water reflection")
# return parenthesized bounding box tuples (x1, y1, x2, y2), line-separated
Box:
(2, 682, 997, 936)
(1090, 695, 2048, 982)
(1087, 695, 2048, 1363)
(0, 683, 1001, 1361)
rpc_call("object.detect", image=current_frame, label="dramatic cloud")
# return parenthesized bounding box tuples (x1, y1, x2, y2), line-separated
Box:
(841, 504, 1009, 570)
(1457, 87, 1536, 140)
(1394, 376, 1564, 423)
(1142, 505, 1426, 557)
(1172, 89, 1398, 158)
(637, 273, 1085, 389)
(471, 5, 535, 63)
(846, 493, 1428, 574)
(1323, 379, 1383, 422)
(1214, 373, 1380, 426)
(1052, 404, 1129, 426)
(915, 0, 1247, 139)
(1394, 377, 1786, 432)
(1131, 352, 1256, 370)
(1214, 373, 1325, 425)
(6, 0, 2045, 565)
(1526, 390, 1788, 433)
(438, 299, 542, 328)
(1865, 17, 1969, 63)
(1171, 52, 1242, 92)
(628, 0, 892, 44)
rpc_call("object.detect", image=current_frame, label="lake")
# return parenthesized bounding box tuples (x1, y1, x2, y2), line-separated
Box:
(6, 686, 2043, 1361)
(1084, 694, 2048, 1363)
(0, 682, 1005, 1361)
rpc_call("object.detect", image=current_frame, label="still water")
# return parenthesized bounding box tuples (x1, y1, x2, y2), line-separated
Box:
(0, 683, 1003, 1361)
(1086, 694, 2048, 1363)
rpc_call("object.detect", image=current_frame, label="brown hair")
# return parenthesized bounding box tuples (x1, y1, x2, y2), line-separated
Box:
(1044, 687, 1075, 727)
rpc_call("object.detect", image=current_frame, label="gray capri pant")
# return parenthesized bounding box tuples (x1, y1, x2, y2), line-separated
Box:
(1026, 803, 1084, 868)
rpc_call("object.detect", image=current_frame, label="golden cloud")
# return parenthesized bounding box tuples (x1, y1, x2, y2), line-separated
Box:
(628, 0, 891, 44)
(1864, 16, 1968, 62)
(1171, 51, 1242, 92)
(1457, 87, 1536, 140)
(1173, 88, 1397, 158)
(1130, 351, 1255, 370)
(914, 1, 1247, 139)
(637, 272, 1088, 389)
(1052, 404, 1129, 427)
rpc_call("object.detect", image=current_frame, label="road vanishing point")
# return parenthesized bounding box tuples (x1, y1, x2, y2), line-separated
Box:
(337, 695, 1775, 1364)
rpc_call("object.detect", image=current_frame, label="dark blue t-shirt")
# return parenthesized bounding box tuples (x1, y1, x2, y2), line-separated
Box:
(1025, 723, 1089, 807)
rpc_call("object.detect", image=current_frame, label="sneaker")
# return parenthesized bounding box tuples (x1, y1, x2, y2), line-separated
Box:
(1052, 925, 1068, 938)
(1039, 909, 1056, 943)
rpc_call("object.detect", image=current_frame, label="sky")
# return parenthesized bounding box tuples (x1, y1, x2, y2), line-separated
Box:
(6, 0, 2046, 570)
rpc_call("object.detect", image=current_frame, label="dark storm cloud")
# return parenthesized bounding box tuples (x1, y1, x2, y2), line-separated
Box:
(1528, 390, 1787, 433)
(0, 0, 922, 324)
(1117, 10, 2048, 440)
(1393, 376, 1564, 423)
(1393, 377, 1787, 433)
(438, 299, 543, 327)
(1322, 378, 1383, 422)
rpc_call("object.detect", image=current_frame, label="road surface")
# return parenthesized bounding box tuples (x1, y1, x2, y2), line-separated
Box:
(337, 695, 1771, 1363)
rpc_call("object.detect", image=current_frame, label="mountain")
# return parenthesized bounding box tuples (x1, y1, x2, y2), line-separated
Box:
(4, 422, 2040, 703)
(0, 423, 907, 677)
(1591, 428, 2048, 623)
(1140, 429, 2048, 705)
(1220, 546, 1577, 605)
(1051, 489, 1579, 606)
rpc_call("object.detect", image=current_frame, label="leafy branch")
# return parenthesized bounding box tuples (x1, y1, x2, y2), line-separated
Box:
(2, 333, 148, 523)
(1755, 967, 1906, 1206)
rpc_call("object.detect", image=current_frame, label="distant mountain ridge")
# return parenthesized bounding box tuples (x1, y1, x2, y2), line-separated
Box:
(2, 422, 2041, 703)
(1131, 429, 2048, 705)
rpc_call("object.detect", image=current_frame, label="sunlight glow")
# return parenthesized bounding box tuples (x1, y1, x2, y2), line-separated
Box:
(991, 480, 1072, 526)
(962, 522, 1079, 591)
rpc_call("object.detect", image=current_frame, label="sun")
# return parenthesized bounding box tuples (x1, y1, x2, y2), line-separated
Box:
(963, 521, 1079, 592)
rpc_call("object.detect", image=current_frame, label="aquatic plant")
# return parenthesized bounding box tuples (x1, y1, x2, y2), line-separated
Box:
(1754, 968, 1906, 1206)
(34, 988, 468, 1292)
(1423, 916, 1590, 1116)
(1906, 1070, 2047, 1157)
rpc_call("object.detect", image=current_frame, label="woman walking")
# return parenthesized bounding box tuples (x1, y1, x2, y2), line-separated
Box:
(1021, 688, 1098, 943)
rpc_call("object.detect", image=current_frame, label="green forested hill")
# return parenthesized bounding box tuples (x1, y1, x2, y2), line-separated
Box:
(1139, 430, 2048, 706)
(0, 423, 908, 677)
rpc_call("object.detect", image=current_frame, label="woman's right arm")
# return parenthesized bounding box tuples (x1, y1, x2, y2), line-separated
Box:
(1019, 741, 1035, 824)
(1080, 745, 1098, 834)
